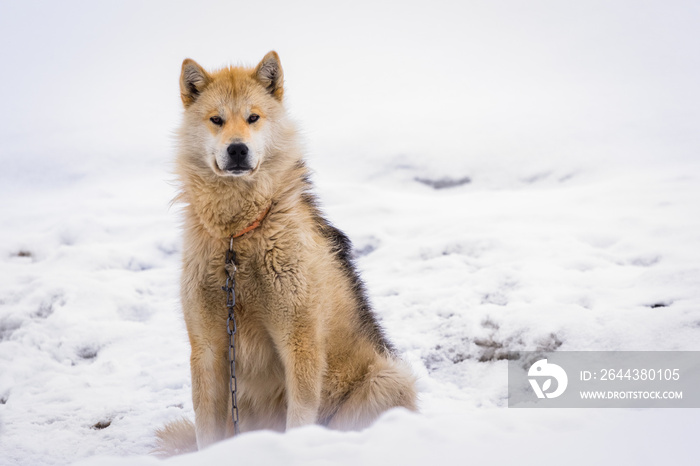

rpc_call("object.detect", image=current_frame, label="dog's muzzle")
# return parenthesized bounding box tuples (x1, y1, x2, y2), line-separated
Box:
(224, 143, 253, 173)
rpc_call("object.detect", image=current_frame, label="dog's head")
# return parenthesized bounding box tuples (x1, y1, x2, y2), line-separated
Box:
(178, 51, 285, 178)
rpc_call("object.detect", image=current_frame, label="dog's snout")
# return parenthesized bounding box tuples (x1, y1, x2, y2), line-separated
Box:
(227, 143, 249, 158)
(225, 143, 252, 172)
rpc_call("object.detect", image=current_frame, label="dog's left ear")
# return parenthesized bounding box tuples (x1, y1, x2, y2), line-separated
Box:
(180, 59, 211, 108)
(254, 51, 284, 101)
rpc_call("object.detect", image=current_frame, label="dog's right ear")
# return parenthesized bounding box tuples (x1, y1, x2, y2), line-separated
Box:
(254, 51, 284, 101)
(180, 59, 211, 107)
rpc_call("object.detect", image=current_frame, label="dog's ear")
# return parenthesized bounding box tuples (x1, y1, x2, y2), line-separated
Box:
(180, 59, 211, 107)
(254, 51, 284, 101)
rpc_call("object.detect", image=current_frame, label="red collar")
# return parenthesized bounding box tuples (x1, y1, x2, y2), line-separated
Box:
(230, 204, 271, 239)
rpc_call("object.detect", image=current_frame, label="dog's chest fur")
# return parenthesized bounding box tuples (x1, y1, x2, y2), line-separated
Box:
(181, 204, 320, 388)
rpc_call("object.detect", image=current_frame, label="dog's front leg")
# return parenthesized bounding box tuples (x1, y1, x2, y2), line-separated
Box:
(264, 246, 324, 429)
(274, 315, 325, 429)
(189, 327, 230, 449)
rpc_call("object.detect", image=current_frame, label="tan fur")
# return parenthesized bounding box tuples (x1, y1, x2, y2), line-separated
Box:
(153, 419, 197, 458)
(156, 51, 417, 456)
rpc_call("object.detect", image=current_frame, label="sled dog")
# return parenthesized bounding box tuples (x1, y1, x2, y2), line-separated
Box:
(156, 51, 417, 455)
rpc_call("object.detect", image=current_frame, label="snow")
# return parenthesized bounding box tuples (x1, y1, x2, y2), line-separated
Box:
(1, 1, 700, 465)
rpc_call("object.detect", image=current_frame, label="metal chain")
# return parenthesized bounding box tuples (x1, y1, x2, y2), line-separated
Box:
(222, 235, 240, 435)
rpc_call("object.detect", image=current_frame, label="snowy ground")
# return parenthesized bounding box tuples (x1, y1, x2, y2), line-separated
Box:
(2, 1, 700, 465)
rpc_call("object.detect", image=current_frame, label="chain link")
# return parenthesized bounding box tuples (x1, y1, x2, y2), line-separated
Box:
(222, 235, 240, 435)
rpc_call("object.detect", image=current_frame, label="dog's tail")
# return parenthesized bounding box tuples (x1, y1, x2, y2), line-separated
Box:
(152, 418, 198, 458)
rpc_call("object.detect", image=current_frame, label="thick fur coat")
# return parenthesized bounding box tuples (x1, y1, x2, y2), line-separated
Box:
(156, 52, 417, 455)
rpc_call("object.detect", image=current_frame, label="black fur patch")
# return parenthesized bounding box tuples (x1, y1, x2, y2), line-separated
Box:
(298, 167, 396, 355)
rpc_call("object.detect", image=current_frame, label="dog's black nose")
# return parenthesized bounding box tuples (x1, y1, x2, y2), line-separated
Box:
(225, 143, 251, 171)
(227, 143, 248, 159)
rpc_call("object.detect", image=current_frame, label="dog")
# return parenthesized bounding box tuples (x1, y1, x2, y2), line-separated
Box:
(155, 51, 417, 455)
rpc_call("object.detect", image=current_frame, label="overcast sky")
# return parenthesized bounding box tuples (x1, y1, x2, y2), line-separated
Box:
(1, 0, 698, 182)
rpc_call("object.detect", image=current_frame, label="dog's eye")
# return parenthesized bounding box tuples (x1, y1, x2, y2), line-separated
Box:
(210, 116, 224, 126)
(247, 114, 260, 124)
